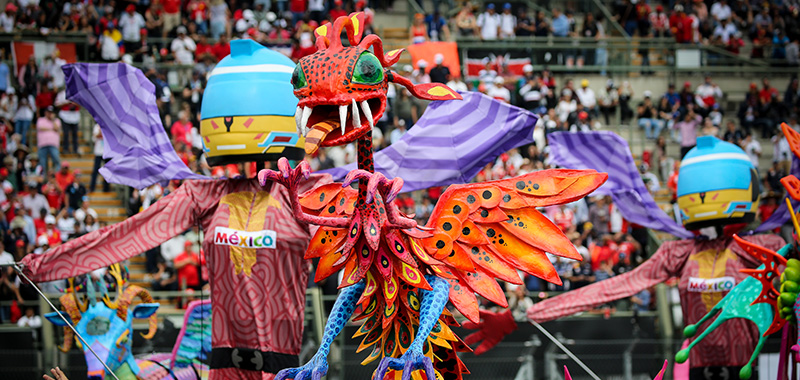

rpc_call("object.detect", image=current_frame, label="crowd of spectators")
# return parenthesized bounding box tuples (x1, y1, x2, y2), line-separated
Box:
(447, 0, 799, 65)
(5, 0, 799, 325)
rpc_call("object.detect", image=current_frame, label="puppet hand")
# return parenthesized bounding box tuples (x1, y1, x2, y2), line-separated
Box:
(462, 309, 518, 355)
(258, 157, 311, 190)
(275, 353, 328, 380)
(342, 170, 404, 204)
(373, 350, 436, 380)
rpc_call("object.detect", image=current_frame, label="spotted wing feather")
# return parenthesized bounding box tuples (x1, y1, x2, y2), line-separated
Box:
(419, 169, 607, 322)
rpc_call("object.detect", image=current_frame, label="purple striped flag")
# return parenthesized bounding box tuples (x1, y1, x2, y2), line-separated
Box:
(322, 92, 538, 192)
(549, 131, 796, 238)
(548, 131, 695, 239)
(63, 63, 208, 189)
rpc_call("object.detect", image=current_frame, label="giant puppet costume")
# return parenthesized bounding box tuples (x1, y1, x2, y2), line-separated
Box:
(23, 42, 323, 379)
(258, 13, 607, 380)
(525, 135, 785, 379)
(21, 15, 547, 379)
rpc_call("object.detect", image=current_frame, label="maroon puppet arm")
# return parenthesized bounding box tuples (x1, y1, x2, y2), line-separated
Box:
(526, 239, 695, 323)
(461, 309, 518, 355)
(259, 158, 350, 228)
(21, 181, 205, 282)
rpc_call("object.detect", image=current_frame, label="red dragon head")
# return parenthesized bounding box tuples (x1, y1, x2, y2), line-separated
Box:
(292, 12, 462, 154)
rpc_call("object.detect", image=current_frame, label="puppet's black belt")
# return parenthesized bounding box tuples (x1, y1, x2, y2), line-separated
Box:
(210, 347, 299, 373)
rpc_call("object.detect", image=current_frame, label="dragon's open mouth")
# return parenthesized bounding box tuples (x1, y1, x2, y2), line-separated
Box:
(296, 97, 382, 155)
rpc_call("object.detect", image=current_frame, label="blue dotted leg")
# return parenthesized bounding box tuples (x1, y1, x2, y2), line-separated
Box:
(276, 280, 365, 380)
(374, 276, 450, 380)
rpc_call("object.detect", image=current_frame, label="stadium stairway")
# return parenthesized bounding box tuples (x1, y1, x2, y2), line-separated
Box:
(60, 146, 126, 224)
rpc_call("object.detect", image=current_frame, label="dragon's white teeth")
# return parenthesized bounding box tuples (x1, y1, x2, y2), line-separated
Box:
(351, 99, 360, 129)
(361, 100, 373, 129)
(294, 106, 303, 137)
(339, 105, 348, 136)
(300, 106, 313, 137)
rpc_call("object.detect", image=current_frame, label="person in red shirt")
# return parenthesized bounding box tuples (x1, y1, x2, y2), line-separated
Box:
(161, 0, 181, 37)
(758, 77, 780, 104)
(329, 0, 347, 21)
(211, 34, 230, 61)
(35, 83, 57, 117)
(669, 5, 693, 44)
(42, 214, 62, 247)
(195, 34, 213, 62)
(54, 163, 75, 192)
(170, 110, 192, 147)
(42, 177, 63, 211)
(175, 241, 200, 290)
(289, 0, 307, 26)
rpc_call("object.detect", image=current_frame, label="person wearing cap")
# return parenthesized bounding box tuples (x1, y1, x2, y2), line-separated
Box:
(649, 4, 669, 37)
(569, 111, 592, 132)
(172, 25, 197, 87)
(599, 79, 619, 125)
(678, 81, 696, 112)
(99, 21, 122, 61)
(488, 76, 511, 103)
(669, 4, 693, 43)
(575, 79, 598, 117)
(428, 54, 451, 84)
(40, 214, 60, 247)
(120, 4, 146, 55)
(35, 106, 61, 176)
(172, 25, 197, 65)
(637, 90, 662, 139)
(412, 59, 431, 84)
(499, 3, 516, 38)
(477, 3, 501, 40)
(0, 4, 16, 33)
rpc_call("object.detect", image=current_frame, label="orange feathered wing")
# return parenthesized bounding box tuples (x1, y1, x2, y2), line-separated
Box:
(416, 169, 608, 323)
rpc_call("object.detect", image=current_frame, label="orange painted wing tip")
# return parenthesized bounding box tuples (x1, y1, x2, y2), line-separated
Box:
(781, 122, 800, 159)
(781, 175, 800, 201)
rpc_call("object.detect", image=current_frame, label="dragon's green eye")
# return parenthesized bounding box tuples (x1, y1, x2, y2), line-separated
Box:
(292, 65, 307, 89)
(352, 53, 384, 85)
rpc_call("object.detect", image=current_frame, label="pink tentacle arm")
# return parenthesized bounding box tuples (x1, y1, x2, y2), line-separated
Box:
(258, 158, 350, 228)
(341, 170, 404, 204)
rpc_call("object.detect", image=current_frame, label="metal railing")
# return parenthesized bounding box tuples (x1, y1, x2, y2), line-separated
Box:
(455, 36, 800, 76)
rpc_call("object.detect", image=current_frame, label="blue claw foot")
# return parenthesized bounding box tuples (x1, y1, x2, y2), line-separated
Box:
(373, 351, 436, 380)
(275, 354, 329, 380)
